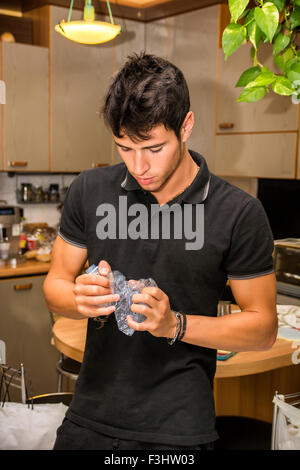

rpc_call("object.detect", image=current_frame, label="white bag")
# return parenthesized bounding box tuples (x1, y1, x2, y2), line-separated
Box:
(272, 394, 300, 450)
(0, 402, 67, 450)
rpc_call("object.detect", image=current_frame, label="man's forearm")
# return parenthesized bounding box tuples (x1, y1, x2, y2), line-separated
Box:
(181, 310, 278, 352)
(43, 277, 86, 319)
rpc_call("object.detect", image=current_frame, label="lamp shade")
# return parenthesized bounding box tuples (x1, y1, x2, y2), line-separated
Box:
(54, 20, 121, 45)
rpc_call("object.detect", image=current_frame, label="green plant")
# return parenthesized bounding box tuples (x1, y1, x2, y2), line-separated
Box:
(222, 0, 300, 102)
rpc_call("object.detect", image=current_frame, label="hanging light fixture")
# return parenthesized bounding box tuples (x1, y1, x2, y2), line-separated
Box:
(54, 0, 121, 45)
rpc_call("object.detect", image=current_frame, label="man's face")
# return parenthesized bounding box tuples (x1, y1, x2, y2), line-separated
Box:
(114, 124, 184, 194)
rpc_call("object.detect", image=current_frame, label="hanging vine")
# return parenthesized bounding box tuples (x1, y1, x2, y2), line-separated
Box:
(222, 0, 300, 102)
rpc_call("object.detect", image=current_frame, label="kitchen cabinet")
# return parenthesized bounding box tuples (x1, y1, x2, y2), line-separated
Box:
(50, 6, 113, 172)
(297, 134, 300, 179)
(0, 50, 2, 170)
(0, 274, 59, 397)
(215, 132, 297, 178)
(0, 42, 49, 172)
(146, 6, 219, 172)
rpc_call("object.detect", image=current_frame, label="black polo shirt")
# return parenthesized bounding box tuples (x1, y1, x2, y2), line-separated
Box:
(58, 150, 274, 446)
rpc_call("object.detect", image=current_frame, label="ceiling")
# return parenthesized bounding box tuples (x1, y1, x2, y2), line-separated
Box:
(0, 0, 221, 22)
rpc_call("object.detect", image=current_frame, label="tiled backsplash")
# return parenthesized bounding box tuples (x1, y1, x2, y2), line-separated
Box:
(0, 173, 78, 228)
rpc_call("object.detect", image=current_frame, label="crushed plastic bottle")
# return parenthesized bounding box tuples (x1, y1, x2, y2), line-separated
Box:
(85, 265, 157, 336)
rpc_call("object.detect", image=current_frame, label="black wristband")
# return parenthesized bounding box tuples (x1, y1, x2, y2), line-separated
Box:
(178, 313, 186, 341)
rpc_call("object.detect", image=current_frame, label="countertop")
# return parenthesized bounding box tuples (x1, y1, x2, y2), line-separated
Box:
(0, 259, 51, 278)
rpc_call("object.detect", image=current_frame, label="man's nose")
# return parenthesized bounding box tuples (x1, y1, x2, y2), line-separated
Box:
(134, 152, 150, 176)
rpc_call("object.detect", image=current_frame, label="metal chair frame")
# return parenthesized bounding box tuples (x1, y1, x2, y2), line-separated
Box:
(0, 363, 28, 404)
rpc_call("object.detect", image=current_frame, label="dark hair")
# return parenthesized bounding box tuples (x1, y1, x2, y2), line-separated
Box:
(102, 52, 190, 141)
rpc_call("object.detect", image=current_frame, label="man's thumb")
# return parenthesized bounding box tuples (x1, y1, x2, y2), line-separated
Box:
(98, 259, 111, 276)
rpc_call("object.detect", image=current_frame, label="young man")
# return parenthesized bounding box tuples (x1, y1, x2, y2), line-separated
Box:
(44, 52, 277, 450)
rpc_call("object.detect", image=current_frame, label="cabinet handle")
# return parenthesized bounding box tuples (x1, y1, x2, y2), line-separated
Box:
(219, 123, 234, 129)
(9, 161, 28, 167)
(14, 283, 33, 291)
(91, 163, 109, 168)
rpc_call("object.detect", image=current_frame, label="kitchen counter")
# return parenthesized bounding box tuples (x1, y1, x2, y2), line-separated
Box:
(0, 259, 50, 278)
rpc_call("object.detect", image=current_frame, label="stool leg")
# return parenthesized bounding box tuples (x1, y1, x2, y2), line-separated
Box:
(57, 372, 62, 393)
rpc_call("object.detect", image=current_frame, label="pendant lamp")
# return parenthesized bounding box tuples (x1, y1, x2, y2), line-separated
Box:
(54, 0, 121, 45)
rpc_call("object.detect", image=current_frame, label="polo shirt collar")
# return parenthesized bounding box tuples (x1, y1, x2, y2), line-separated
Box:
(120, 150, 211, 204)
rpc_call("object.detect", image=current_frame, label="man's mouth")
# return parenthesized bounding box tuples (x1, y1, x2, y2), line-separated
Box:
(136, 176, 155, 185)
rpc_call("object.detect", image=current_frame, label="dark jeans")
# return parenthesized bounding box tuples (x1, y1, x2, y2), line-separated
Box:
(53, 418, 214, 451)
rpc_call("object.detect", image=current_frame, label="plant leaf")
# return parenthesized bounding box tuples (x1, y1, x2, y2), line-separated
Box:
(254, 3, 279, 42)
(290, 6, 300, 29)
(272, 76, 295, 95)
(287, 62, 300, 83)
(273, 33, 290, 55)
(235, 66, 261, 87)
(237, 86, 266, 102)
(269, 0, 286, 13)
(247, 14, 263, 49)
(222, 23, 247, 60)
(274, 48, 294, 72)
(245, 71, 276, 88)
(229, 0, 249, 23)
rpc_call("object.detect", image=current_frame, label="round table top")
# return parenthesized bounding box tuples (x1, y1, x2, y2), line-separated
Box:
(52, 315, 298, 379)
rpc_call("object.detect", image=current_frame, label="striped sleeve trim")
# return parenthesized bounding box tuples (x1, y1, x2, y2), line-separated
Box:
(227, 268, 274, 280)
(58, 231, 87, 249)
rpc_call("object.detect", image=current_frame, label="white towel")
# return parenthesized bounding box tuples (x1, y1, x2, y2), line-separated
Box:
(277, 305, 300, 330)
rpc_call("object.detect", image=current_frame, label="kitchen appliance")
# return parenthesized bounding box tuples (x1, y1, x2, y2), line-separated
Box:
(274, 238, 300, 298)
(0, 201, 23, 262)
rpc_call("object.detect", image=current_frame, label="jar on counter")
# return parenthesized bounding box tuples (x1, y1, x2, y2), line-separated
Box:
(33, 186, 44, 203)
(49, 184, 60, 202)
(26, 235, 39, 251)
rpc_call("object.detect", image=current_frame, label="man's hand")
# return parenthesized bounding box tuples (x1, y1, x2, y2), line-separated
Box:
(127, 286, 177, 338)
(73, 260, 120, 319)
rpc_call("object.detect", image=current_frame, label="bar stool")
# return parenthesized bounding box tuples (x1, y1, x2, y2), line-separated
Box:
(49, 311, 81, 392)
(56, 353, 81, 392)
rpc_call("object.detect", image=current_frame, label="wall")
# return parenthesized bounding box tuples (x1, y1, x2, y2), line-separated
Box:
(0, 4, 258, 228)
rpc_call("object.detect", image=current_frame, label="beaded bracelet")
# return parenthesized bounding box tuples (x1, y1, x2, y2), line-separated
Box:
(167, 311, 182, 345)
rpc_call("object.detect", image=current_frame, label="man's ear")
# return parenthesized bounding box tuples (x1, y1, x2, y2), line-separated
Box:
(180, 111, 194, 143)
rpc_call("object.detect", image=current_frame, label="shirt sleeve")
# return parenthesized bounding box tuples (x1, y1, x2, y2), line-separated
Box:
(58, 173, 87, 248)
(224, 197, 275, 280)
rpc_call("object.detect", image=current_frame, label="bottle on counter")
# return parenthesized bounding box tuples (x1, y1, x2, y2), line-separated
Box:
(18, 232, 27, 255)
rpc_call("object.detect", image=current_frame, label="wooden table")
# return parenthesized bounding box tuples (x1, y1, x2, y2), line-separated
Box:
(52, 316, 300, 423)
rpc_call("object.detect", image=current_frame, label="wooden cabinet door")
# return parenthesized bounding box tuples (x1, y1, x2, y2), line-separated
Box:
(217, 10, 298, 134)
(2, 42, 49, 172)
(50, 6, 114, 172)
(146, 6, 219, 172)
(297, 133, 300, 179)
(0, 275, 59, 397)
(0, 46, 2, 170)
(215, 132, 296, 178)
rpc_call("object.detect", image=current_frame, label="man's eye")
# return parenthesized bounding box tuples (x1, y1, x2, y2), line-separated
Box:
(150, 147, 163, 153)
(120, 147, 131, 152)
